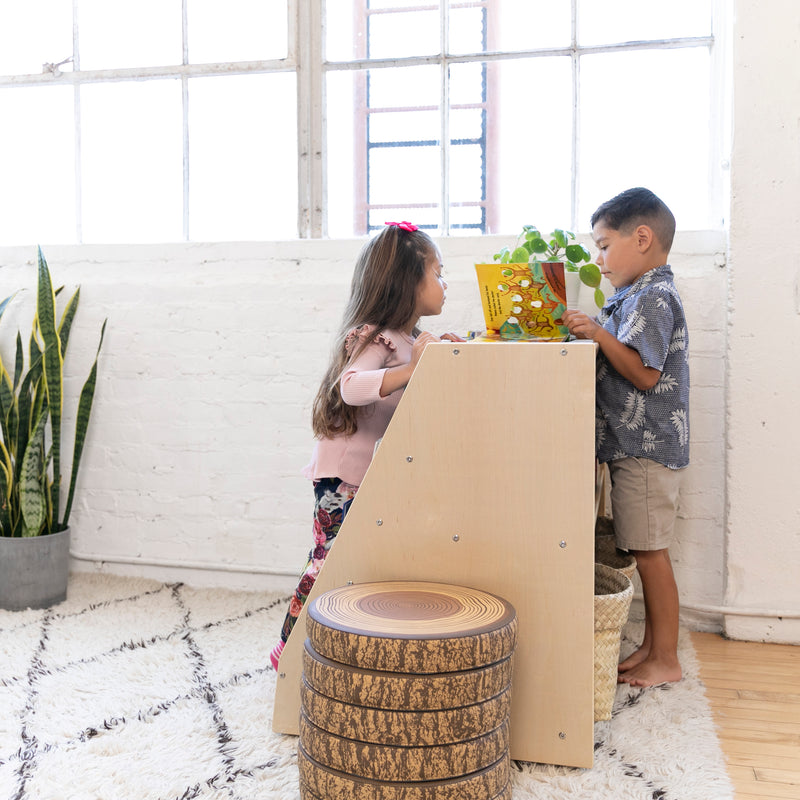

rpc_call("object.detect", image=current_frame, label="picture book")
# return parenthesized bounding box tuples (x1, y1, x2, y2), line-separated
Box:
(474, 261, 569, 341)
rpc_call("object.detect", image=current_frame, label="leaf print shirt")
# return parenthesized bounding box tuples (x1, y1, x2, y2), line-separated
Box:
(595, 265, 690, 469)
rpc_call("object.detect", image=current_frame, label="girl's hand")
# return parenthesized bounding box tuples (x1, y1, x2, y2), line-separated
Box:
(562, 309, 601, 340)
(439, 331, 466, 342)
(410, 331, 440, 366)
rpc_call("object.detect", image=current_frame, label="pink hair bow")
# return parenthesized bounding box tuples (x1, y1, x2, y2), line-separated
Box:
(385, 221, 419, 232)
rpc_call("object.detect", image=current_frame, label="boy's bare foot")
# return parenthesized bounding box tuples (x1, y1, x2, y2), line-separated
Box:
(617, 655, 682, 687)
(618, 645, 649, 673)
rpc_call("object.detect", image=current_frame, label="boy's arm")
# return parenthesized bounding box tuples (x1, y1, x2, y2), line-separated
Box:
(562, 310, 661, 391)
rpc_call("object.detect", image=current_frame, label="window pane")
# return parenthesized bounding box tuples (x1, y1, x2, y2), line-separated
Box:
(188, 0, 288, 63)
(579, 48, 711, 230)
(449, 6, 486, 55)
(578, 0, 712, 45)
(370, 110, 440, 143)
(79, 0, 181, 70)
(81, 81, 183, 243)
(482, 0, 571, 51)
(450, 143, 483, 205)
(368, 8, 440, 59)
(369, 64, 440, 107)
(189, 73, 297, 241)
(0, 87, 75, 245)
(327, 71, 358, 236)
(369, 146, 441, 206)
(0, 1, 73, 76)
(486, 57, 572, 234)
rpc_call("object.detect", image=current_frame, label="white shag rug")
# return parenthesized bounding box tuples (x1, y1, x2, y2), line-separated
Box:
(0, 573, 734, 800)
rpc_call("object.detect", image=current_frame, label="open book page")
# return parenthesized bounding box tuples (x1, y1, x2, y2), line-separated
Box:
(474, 261, 569, 341)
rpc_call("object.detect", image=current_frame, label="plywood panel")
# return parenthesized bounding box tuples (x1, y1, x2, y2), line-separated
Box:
(273, 340, 597, 767)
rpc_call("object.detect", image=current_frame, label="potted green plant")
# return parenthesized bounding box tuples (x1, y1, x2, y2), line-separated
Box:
(493, 226, 605, 310)
(0, 247, 106, 611)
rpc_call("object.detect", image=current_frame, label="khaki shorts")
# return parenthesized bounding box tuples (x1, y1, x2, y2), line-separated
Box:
(608, 457, 682, 552)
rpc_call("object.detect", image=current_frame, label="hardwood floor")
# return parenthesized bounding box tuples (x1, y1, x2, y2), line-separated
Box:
(692, 631, 800, 799)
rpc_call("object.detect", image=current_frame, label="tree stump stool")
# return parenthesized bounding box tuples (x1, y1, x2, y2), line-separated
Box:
(298, 580, 517, 800)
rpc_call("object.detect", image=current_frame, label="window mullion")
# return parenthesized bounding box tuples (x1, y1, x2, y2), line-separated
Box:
(440, 1, 450, 234)
(73, 0, 82, 243)
(570, 0, 578, 230)
(297, 0, 325, 238)
(182, 0, 190, 241)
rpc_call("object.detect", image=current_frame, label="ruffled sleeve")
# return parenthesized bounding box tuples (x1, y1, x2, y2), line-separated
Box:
(340, 326, 399, 406)
(344, 324, 398, 357)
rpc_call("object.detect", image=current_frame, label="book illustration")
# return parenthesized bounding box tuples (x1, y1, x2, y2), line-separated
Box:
(475, 261, 569, 341)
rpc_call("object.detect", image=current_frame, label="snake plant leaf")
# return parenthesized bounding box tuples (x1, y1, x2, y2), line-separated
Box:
(13, 332, 24, 391)
(37, 246, 64, 525)
(0, 293, 15, 323)
(57, 288, 80, 359)
(61, 319, 106, 529)
(20, 409, 48, 537)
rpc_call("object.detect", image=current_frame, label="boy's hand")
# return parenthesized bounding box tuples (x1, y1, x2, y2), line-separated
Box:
(562, 309, 601, 340)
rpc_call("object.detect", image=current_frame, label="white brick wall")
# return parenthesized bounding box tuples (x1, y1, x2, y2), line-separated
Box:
(0, 232, 729, 627)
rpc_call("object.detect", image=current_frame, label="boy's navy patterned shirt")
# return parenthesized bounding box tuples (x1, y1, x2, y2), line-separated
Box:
(595, 265, 690, 469)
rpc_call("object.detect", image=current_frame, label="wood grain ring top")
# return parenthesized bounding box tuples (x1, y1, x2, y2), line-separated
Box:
(307, 581, 517, 673)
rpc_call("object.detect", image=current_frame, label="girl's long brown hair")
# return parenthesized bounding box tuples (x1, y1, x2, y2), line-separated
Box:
(311, 225, 436, 438)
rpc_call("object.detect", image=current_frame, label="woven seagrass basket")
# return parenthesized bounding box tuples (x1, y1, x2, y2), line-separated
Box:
(594, 563, 633, 722)
(594, 516, 637, 581)
(595, 534, 637, 581)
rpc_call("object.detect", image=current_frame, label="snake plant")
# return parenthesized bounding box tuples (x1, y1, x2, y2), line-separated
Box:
(0, 247, 106, 537)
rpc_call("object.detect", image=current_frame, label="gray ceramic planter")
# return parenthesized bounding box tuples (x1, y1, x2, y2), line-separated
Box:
(0, 527, 70, 611)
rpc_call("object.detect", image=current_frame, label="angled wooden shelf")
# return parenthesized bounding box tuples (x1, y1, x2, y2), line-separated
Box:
(273, 340, 597, 767)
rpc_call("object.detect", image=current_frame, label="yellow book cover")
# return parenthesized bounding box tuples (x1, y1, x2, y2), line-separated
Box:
(474, 261, 569, 340)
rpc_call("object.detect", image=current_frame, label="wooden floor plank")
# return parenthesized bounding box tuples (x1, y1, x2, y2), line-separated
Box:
(692, 631, 800, 800)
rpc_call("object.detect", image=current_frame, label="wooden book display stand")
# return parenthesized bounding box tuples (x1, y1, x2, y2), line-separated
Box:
(273, 341, 597, 768)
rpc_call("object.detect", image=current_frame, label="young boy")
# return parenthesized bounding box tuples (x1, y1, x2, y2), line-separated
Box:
(563, 187, 689, 687)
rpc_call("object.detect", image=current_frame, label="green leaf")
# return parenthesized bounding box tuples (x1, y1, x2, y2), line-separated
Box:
(552, 229, 568, 249)
(37, 247, 64, 524)
(510, 246, 530, 263)
(565, 243, 591, 263)
(579, 262, 602, 288)
(62, 319, 106, 528)
(20, 409, 48, 536)
(594, 288, 605, 309)
(0, 293, 15, 324)
(529, 238, 549, 254)
(57, 288, 80, 359)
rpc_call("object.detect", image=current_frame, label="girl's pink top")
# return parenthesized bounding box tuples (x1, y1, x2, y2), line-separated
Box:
(303, 326, 414, 487)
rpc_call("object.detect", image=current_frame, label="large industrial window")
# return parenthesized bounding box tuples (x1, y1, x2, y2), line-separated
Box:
(0, 0, 726, 245)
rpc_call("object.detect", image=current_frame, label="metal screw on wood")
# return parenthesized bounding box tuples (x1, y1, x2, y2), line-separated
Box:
(452, 534, 460, 542)
(561, 349, 568, 356)
(559, 731, 567, 739)
(559, 540, 567, 548)
(376, 519, 383, 526)
(406, 456, 413, 462)
(452, 348, 460, 355)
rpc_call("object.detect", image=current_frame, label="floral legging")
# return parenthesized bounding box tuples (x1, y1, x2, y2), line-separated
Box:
(278, 477, 359, 646)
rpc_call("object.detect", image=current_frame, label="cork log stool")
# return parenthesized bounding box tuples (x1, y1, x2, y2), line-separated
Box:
(298, 581, 517, 799)
(274, 341, 597, 767)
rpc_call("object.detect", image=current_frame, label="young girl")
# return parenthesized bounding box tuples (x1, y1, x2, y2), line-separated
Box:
(270, 221, 460, 669)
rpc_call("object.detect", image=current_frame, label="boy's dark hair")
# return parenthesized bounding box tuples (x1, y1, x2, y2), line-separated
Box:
(591, 187, 676, 253)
